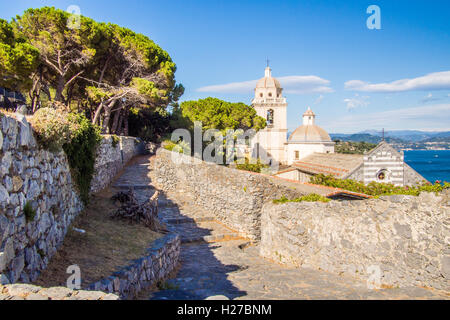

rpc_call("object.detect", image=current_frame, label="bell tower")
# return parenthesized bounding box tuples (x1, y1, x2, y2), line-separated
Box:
(251, 66, 288, 164)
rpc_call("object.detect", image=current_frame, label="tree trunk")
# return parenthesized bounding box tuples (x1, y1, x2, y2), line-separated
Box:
(123, 109, 129, 136)
(117, 111, 124, 135)
(54, 75, 65, 103)
(102, 100, 117, 134)
(111, 108, 121, 134)
(93, 101, 104, 125)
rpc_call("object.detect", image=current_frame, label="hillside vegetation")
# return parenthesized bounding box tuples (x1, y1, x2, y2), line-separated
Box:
(334, 141, 377, 154)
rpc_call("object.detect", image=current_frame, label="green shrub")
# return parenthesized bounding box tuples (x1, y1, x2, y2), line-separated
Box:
(310, 174, 450, 197)
(23, 201, 36, 222)
(30, 107, 73, 152)
(37, 249, 45, 259)
(111, 135, 120, 148)
(273, 194, 331, 204)
(235, 158, 269, 173)
(163, 139, 191, 154)
(63, 113, 102, 205)
(31, 108, 102, 204)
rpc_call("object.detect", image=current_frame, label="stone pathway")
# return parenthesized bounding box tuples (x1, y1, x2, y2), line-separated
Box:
(114, 155, 449, 300)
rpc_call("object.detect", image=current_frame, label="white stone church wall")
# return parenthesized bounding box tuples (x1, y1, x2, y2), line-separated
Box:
(363, 147, 405, 186)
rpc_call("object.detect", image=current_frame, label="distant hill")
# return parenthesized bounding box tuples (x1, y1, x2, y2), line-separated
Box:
(331, 131, 450, 144)
(422, 136, 450, 143)
(330, 133, 404, 144)
(358, 130, 450, 142)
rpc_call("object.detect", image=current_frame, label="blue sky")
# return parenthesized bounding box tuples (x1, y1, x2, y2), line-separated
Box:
(1, 0, 450, 133)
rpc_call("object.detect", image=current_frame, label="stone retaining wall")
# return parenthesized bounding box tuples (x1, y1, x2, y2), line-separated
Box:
(90, 135, 143, 193)
(260, 192, 450, 290)
(0, 283, 119, 300)
(0, 114, 83, 284)
(0, 113, 143, 285)
(86, 234, 180, 299)
(153, 148, 308, 240)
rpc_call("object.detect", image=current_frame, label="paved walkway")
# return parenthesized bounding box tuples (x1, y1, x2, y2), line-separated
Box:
(114, 155, 449, 300)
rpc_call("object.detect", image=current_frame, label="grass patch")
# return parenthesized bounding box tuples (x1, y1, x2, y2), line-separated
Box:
(273, 193, 331, 204)
(23, 201, 36, 222)
(157, 280, 179, 290)
(235, 158, 269, 173)
(33, 187, 162, 287)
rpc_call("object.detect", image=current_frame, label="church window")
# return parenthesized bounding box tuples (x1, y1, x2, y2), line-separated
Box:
(260, 93, 263, 98)
(376, 169, 388, 181)
(268, 92, 272, 97)
(295, 151, 300, 160)
(267, 109, 274, 127)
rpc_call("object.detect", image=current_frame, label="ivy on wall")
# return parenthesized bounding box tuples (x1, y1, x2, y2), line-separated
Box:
(63, 113, 102, 204)
(30, 108, 102, 204)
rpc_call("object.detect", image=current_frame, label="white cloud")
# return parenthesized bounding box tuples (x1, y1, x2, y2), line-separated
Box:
(325, 103, 450, 132)
(197, 80, 257, 94)
(345, 71, 450, 93)
(422, 93, 439, 103)
(314, 94, 324, 105)
(343, 94, 370, 110)
(197, 75, 333, 94)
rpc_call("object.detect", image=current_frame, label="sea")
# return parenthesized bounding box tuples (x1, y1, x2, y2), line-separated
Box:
(404, 150, 450, 183)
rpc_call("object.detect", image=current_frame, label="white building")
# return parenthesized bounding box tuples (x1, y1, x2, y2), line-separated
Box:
(285, 107, 335, 165)
(251, 67, 288, 164)
(248, 66, 426, 187)
(250, 66, 334, 165)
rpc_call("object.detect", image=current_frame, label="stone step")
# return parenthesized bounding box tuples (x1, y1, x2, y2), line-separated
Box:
(113, 184, 154, 189)
(164, 217, 215, 225)
(181, 233, 244, 244)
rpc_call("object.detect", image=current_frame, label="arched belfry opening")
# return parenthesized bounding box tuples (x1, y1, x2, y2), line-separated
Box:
(267, 109, 274, 127)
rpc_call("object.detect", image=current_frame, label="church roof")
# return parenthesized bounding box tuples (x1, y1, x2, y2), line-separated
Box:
(289, 124, 332, 142)
(256, 67, 281, 89)
(292, 153, 364, 178)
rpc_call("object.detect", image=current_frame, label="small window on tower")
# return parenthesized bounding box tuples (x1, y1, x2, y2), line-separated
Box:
(260, 93, 263, 98)
(268, 92, 272, 97)
(267, 109, 274, 127)
(295, 151, 300, 160)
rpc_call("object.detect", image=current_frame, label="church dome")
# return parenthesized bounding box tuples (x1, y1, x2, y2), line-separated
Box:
(289, 125, 332, 142)
(289, 107, 332, 142)
(256, 67, 281, 89)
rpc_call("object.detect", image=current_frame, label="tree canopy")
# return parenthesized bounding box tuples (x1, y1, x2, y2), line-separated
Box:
(179, 97, 267, 133)
(0, 18, 39, 91)
(0, 6, 184, 135)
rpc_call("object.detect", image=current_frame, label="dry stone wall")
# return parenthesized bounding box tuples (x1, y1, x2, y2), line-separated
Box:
(153, 148, 308, 240)
(0, 114, 83, 284)
(86, 234, 180, 299)
(0, 283, 119, 300)
(90, 135, 143, 193)
(0, 113, 143, 285)
(260, 192, 450, 290)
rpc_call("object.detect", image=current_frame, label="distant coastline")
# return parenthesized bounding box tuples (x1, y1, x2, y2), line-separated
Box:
(330, 130, 450, 151)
